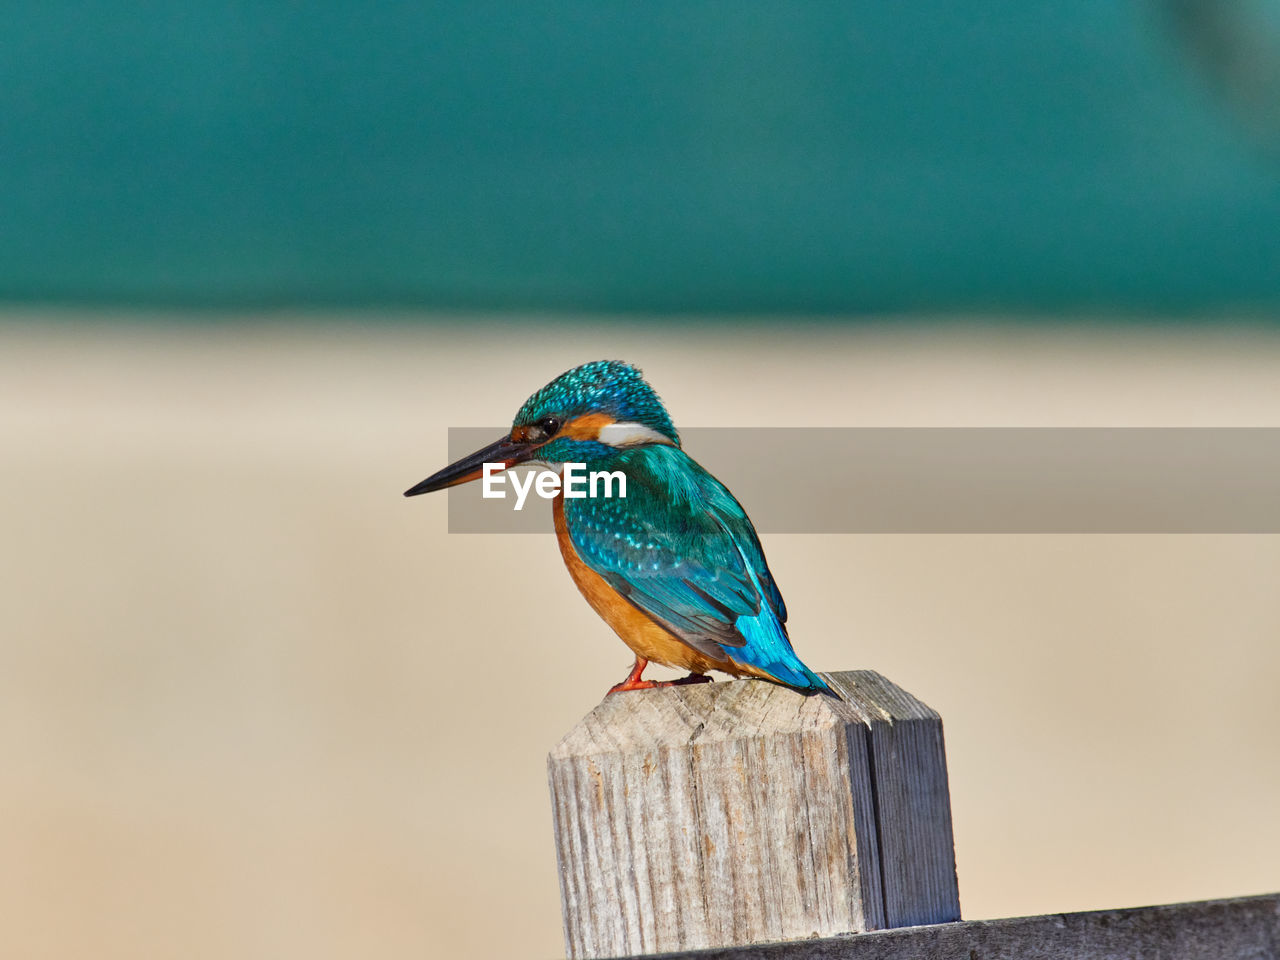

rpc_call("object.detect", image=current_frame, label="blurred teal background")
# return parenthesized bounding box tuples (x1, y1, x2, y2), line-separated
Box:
(7, 8, 1280, 958)
(4, 1, 1279, 313)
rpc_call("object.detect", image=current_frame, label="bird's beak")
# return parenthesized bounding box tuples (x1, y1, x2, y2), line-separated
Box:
(403, 433, 542, 497)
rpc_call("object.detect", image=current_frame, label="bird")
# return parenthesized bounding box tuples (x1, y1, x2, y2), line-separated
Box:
(403, 360, 828, 695)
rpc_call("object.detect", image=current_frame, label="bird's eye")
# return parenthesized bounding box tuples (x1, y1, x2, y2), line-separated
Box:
(522, 416, 561, 442)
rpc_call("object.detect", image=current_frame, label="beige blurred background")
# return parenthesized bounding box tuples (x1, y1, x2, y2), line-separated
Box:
(2, 316, 1278, 959)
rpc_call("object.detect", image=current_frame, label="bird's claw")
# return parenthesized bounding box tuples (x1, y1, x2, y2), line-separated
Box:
(607, 672, 712, 694)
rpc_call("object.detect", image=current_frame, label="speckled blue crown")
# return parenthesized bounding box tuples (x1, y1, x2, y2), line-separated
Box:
(514, 360, 680, 445)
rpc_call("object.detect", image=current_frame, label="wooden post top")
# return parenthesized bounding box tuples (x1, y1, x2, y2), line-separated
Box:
(550, 671, 928, 757)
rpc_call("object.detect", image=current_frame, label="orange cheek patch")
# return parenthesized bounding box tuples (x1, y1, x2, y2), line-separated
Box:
(561, 412, 616, 440)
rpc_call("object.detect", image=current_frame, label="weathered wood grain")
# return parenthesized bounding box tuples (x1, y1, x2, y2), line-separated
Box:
(822, 671, 960, 928)
(547, 671, 960, 958)
(631, 893, 1280, 960)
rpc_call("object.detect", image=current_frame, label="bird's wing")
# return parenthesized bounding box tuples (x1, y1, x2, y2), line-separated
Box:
(563, 445, 786, 661)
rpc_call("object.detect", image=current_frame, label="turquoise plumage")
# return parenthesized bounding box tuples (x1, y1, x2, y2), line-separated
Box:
(405, 360, 828, 695)
(563, 445, 825, 690)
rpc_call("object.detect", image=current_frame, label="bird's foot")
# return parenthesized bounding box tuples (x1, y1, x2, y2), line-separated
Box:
(607, 677, 663, 694)
(607, 665, 713, 695)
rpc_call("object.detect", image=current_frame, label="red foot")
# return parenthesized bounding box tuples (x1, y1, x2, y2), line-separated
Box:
(606, 657, 714, 695)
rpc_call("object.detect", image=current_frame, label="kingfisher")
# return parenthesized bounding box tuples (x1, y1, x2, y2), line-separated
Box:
(403, 361, 828, 695)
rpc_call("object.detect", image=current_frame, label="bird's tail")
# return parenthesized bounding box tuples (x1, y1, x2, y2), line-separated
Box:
(730, 613, 830, 693)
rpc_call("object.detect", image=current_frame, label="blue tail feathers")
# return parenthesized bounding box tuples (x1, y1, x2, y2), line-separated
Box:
(730, 611, 830, 693)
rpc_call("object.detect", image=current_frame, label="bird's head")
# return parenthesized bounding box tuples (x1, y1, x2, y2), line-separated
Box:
(404, 360, 679, 496)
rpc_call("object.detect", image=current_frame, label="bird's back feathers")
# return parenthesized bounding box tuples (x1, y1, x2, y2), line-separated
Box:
(563, 445, 827, 692)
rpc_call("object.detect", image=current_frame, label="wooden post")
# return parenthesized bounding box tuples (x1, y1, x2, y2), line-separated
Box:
(547, 670, 961, 959)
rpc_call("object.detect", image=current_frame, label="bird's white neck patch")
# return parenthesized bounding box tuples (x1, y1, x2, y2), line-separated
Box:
(597, 421, 674, 447)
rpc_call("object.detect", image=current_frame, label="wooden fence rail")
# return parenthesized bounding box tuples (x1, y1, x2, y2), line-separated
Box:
(635, 894, 1280, 960)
